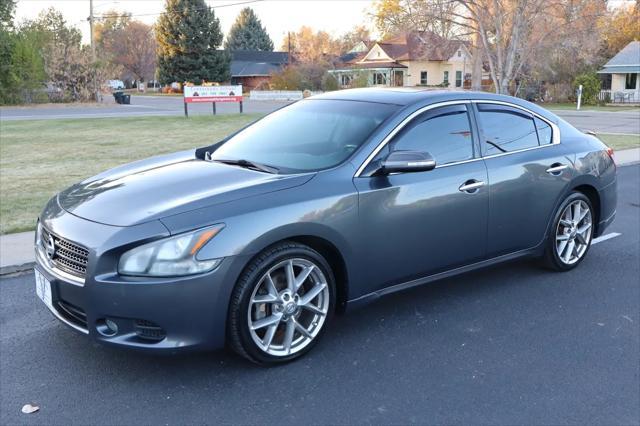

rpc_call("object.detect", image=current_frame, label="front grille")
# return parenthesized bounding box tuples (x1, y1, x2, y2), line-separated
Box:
(134, 319, 166, 342)
(40, 227, 89, 278)
(57, 300, 88, 329)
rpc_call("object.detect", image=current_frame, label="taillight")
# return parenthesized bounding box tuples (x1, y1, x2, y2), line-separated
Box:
(606, 146, 614, 158)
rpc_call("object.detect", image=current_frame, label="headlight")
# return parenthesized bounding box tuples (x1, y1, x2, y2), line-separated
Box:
(118, 225, 224, 277)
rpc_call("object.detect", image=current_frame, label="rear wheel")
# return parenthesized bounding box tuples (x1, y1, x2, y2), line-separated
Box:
(228, 242, 335, 364)
(543, 192, 594, 271)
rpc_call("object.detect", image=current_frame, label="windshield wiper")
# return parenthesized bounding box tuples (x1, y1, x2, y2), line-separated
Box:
(213, 158, 279, 174)
(486, 140, 507, 153)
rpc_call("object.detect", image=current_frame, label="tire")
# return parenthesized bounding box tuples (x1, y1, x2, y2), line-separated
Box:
(543, 191, 595, 271)
(228, 241, 336, 365)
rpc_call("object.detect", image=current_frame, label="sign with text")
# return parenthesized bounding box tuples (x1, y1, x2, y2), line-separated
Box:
(184, 85, 242, 103)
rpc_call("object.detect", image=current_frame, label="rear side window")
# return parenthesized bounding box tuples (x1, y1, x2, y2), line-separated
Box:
(535, 117, 553, 144)
(390, 105, 474, 165)
(477, 104, 539, 155)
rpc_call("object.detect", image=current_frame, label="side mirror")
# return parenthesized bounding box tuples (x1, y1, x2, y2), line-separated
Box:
(379, 150, 436, 175)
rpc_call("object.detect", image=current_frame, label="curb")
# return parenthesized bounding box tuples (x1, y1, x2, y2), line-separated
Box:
(0, 262, 34, 276)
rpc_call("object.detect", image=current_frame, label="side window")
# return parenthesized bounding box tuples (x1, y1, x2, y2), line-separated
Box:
(390, 106, 474, 165)
(535, 117, 553, 145)
(477, 104, 539, 155)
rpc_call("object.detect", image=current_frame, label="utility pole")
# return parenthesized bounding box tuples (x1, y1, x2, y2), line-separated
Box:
(89, 0, 99, 101)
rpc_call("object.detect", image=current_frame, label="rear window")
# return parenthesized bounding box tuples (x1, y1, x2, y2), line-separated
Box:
(477, 104, 539, 155)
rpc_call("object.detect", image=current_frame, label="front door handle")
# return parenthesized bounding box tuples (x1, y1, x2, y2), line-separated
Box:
(546, 163, 568, 175)
(459, 179, 485, 193)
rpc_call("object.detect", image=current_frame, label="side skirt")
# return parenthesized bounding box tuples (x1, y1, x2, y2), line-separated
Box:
(346, 246, 540, 311)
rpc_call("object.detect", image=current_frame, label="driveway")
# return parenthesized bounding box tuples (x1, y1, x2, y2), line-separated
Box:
(1, 165, 638, 425)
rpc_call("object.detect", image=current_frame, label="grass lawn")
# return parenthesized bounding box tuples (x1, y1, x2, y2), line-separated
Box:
(0, 114, 262, 234)
(540, 103, 640, 112)
(597, 133, 640, 151)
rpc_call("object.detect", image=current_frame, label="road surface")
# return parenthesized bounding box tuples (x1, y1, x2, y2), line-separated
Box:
(1, 165, 638, 425)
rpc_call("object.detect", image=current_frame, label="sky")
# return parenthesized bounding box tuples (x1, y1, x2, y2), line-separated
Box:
(15, 0, 377, 49)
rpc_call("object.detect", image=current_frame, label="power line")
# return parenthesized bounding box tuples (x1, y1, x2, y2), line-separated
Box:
(95, 0, 265, 20)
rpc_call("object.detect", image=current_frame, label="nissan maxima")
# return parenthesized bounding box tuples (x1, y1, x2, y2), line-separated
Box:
(35, 89, 616, 364)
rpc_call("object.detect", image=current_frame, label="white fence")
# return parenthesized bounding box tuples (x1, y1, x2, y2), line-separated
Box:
(249, 90, 324, 101)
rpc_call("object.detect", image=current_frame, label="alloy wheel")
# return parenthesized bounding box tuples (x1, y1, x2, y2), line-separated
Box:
(555, 199, 593, 265)
(247, 258, 330, 357)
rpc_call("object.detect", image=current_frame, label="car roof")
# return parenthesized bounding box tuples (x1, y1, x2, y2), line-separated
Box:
(307, 88, 556, 121)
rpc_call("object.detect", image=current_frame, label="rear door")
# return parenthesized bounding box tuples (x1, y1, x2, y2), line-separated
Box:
(354, 103, 489, 291)
(474, 102, 574, 257)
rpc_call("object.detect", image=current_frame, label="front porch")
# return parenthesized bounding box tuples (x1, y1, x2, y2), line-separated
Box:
(598, 89, 640, 104)
(330, 64, 407, 88)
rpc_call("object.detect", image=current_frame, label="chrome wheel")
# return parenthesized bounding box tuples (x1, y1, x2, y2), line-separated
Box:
(248, 258, 329, 357)
(555, 199, 593, 265)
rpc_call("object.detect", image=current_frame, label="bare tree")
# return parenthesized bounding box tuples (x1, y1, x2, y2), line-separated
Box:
(102, 20, 156, 83)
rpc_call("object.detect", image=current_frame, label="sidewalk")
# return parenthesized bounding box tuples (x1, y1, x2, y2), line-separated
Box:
(1, 147, 639, 275)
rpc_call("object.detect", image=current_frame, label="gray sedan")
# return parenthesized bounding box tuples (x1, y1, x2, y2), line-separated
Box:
(35, 89, 616, 364)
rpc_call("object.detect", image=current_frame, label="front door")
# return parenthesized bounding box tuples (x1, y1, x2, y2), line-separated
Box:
(354, 104, 488, 292)
(473, 102, 574, 257)
(393, 70, 404, 87)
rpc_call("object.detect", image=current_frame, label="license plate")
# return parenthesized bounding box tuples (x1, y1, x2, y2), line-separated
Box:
(35, 269, 53, 310)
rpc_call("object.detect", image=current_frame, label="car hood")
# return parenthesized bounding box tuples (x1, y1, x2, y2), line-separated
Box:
(58, 150, 314, 227)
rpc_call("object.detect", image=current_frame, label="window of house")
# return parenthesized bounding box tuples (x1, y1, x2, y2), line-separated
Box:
(457, 50, 462, 57)
(390, 105, 474, 165)
(340, 74, 351, 86)
(535, 117, 553, 144)
(373, 72, 387, 85)
(477, 104, 539, 155)
(455, 71, 462, 87)
(420, 71, 428, 85)
(443, 71, 449, 85)
(625, 73, 638, 90)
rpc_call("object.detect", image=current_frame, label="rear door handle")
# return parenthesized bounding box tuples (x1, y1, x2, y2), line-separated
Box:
(546, 163, 568, 175)
(459, 179, 485, 193)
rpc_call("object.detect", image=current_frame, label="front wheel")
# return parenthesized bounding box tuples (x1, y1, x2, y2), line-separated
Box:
(543, 192, 595, 271)
(228, 242, 335, 364)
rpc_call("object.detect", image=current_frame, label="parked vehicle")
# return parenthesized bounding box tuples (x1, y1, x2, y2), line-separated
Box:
(107, 79, 125, 90)
(35, 89, 616, 364)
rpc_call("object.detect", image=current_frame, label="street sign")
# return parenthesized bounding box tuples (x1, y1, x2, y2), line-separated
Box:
(184, 85, 242, 103)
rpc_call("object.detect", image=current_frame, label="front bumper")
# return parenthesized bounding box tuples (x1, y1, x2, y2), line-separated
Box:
(35, 201, 248, 353)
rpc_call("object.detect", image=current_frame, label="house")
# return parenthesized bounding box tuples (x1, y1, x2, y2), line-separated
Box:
(226, 50, 289, 91)
(330, 31, 472, 89)
(597, 41, 640, 103)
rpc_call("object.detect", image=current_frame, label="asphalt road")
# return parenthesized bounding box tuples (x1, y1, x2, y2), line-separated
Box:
(1, 165, 639, 425)
(1, 95, 639, 135)
(0, 96, 289, 121)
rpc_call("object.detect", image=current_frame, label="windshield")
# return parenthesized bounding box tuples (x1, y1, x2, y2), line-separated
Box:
(211, 99, 398, 173)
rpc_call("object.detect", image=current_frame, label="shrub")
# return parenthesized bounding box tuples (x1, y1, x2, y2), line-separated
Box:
(573, 72, 601, 105)
(321, 72, 339, 91)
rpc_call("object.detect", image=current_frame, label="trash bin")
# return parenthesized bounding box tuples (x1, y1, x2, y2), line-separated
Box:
(122, 94, 131, 104)
(113, 91, 124, 104)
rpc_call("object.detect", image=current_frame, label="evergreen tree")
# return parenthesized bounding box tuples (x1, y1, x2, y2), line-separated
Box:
(224, 7, 273, 51)
(156, 0, 230, 84)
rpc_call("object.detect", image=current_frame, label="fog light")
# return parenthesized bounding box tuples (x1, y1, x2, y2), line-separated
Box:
(106, 319, 118, 334)
(96, 318, 118, 337)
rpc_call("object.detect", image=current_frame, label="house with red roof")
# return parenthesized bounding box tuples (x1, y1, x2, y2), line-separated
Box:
(330, 31, 474, 89)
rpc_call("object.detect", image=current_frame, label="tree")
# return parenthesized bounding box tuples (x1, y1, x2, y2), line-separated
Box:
(224, 7, 273, 51)
(371, 0, 462, 39)
(601, 4, 640, 59)
(156, 0, 230, 84)
(23, 8, 94, 101)
(282, 26, 339, 64)
(0, 0, 16, 103)
(102, 20, 156, 83)
(337, 25, 371, 54)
